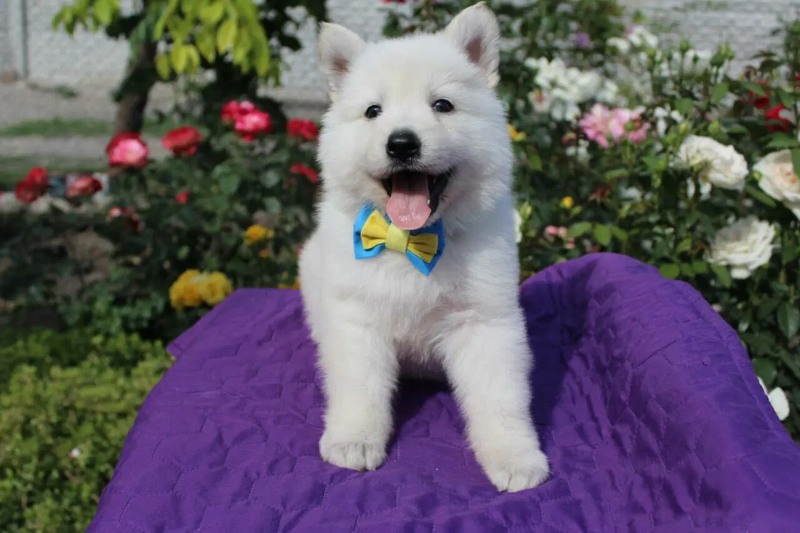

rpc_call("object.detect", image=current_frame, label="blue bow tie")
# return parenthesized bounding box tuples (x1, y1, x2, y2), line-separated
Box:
(353, 205, 445, 276)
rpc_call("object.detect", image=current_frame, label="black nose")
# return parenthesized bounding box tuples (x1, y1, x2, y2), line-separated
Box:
(386, 130, 421, 161)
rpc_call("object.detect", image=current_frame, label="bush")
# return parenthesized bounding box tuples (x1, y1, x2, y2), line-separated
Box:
(0, 329, 171, 532)
(389, 1, 800, 438)
(0, 100, 318, 340)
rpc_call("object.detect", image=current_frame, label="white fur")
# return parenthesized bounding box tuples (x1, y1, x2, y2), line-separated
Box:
(300, 3, 549, 492)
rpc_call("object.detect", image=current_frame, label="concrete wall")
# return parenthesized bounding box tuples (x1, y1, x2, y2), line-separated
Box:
(0, 1, 796, 94)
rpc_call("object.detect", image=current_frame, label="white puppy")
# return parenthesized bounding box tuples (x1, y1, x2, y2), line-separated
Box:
(299, 2, 549, 492)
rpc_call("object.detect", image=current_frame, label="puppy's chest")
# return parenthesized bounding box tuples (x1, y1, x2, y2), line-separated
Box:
(354, 252, 466, 336)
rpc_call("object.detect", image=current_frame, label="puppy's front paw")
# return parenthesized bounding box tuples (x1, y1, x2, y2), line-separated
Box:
(320, 432, 386, 471)
(482, 447, 550, 492)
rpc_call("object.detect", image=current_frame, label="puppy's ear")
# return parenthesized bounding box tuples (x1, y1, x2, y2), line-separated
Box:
(318, 22, 366, 98)
(443, 2, 500, 87)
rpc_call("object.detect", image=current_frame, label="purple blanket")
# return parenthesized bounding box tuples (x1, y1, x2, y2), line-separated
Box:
(90, 253, 800, 532)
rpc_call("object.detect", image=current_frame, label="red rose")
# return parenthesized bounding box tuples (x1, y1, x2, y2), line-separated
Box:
(752, 95, 771, 109)
(765, 103, 792, 132)
(107, 206, 142, 231)
(162, 126, 203, 156)
(287, 118, 319, 141)
(220, 100, 256, 123)
(106, 132, 149, 168)
(290, 163, 320, 184)
(175, 190, 190, 204)
(15, 167, 48, 203)
(234, 109, 273, 141)
(67, 175, 103, 198)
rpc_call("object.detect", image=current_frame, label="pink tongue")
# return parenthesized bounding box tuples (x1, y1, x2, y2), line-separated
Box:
(386, 175, 431, 230)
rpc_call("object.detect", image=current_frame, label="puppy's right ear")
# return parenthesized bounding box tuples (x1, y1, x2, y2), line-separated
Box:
(318, 23, 365, 98)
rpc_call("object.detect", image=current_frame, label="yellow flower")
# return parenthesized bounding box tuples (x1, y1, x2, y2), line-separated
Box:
(508, 124, 527, 142)
(258, 248, 271, 259)
(200, 272, 233, 306)
(169, 269, 232, 310)
(560, 196, 574, 209)
(169, 269, 201, 311)
(181, 280, 204, 308)
(244, 224, 274, 246)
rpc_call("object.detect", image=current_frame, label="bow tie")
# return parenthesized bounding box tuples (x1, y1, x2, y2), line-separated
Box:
(353, 205, 445, 276)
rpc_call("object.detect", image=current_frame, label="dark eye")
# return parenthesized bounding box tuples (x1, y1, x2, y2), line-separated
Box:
(365, 105, 382, 119)
(432, 99, 454, 113)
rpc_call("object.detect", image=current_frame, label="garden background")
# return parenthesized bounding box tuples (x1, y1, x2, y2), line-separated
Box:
(0, 0, 799, 530)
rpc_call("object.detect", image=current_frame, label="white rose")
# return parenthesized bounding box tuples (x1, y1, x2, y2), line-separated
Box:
(707, 216, 776, 279)
(0, 192, 22, 214)
(676, 135, 748, 191)
(754, 149, 800, 219)
(607, 37, 631, 54)
(758, 378, 790, 421)
(627, 27, 659, 49)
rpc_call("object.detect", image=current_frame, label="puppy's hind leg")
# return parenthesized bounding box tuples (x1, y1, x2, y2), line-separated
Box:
(317, 316, 398, 471)
(440, 314, 549, 492)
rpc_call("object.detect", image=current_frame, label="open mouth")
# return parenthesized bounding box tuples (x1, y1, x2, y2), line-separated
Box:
(381, 168, 452, 230)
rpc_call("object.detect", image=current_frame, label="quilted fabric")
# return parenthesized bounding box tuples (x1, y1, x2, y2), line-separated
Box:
(90, 253, 800, 532)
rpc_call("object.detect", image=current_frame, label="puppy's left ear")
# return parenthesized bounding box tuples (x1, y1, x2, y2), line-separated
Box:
(443, 2, 500, 87)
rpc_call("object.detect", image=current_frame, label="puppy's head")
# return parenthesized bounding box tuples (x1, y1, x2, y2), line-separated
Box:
(317, 3, 512, 231)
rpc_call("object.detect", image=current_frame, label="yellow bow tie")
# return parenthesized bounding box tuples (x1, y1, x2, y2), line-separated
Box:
(353, 207, 445, 276)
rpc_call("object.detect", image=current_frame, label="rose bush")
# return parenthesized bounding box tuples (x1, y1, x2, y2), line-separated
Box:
(0, 98, 319, 340)
(386, 1, 800, 438)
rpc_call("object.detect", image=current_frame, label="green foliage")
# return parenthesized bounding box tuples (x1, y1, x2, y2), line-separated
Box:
(388, 2, 800, 438)
(0, 329, 170, 532)
(0, 111, 318, 340)
(54, 0, 325, 82)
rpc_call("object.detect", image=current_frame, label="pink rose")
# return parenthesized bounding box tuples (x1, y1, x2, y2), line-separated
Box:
(220, 100, 256, 123)
(175, 190, 190, 204)
(234, 109, 273, 141)
(106, 132, 149, 168)
(67, 175, 103, 198)
(15, 167, 49, 203)
(287, 118, 319, 141)
(162, 126, 203, 156)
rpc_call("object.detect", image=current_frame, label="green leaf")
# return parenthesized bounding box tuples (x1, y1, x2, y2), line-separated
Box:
(691, 260, 709, 274)
(745, 184, 777, 207)
(791, 149, 800, 180)
(219, 173, 240, 195)
(153, 0, 179, 39)
(610, 226, 628, 242)
(710, 82, 729, 105)
(195, 29, 216, 61)
(567, 222, 592, 238)
(253, 46, 270, 77)
(753, 357, 777, 384)
(676, 237, 692, 254)
(594, 225, 612, 246)
(766, 134, 799, 149)
(200, 2, 225, 24)
(94, 0, 114, 25)
(170, 44, 188, 73)
(777, 302, 800, 340)
(603, 168, 628, 181)
(155, 53, 171, 79)
(528, 152, 543, 172)
(674, 98, 694, 115)
(710, 263, 732, 287)
(216, 19, 237, 51)
(659, 263, 680, 279)
(740, 80, 766, 96)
